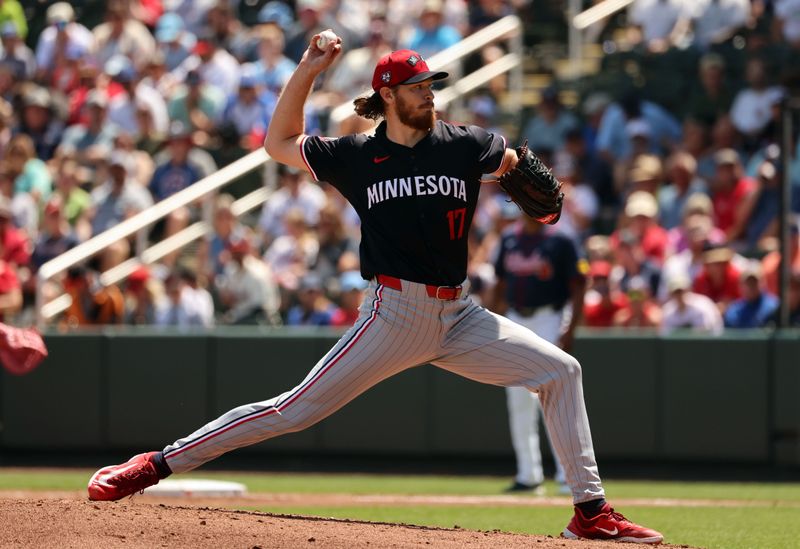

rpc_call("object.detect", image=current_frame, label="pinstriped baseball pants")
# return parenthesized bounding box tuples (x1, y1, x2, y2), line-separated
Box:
(162, 278, 605, 504)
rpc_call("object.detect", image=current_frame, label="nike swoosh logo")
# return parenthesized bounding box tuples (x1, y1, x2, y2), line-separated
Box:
(373, 155, 390, 164)
(93, 461, 140, 487)
(596, 527, 618, 536)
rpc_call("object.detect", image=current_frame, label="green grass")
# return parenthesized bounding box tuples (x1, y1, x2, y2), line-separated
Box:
(2, 469, 800, 548)
(248, 504, 800, 549)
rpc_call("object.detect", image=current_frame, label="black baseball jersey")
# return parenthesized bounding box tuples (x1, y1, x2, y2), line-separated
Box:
(494, 224, 583, 310)
(301, 120, 506, 286)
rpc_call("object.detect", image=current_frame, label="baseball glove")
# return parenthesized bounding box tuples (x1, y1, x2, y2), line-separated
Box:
(498, 141, 564, 225)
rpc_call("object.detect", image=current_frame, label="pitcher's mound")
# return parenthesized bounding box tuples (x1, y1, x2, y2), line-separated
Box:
(2, 499, 686, 548)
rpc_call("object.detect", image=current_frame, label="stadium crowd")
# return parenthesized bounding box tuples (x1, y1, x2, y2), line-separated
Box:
(0, 0, 797, 330)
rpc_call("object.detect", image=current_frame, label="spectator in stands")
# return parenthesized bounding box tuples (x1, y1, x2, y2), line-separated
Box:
(767, 269, 800, 327)
(206, 1, 249, 58)
(324, 19, 393, 104)
(62, 265, 124, 327)
(167, 70, 226, 137)
(741, 160, 791, 253)
(0, 161, 36, 239)
(6, 134, 52, 207)
(682, 118, 716, 182)
(613, 276, 661, 328)
(709, 148, 758, 243)
(660, 272, 723, 334)
(693, 243, 742, 313)
(729, 57, 784, 146)
(154, 12, 196, 72)
(0, 21, 34, 80)
(59, 90, 120, 164)
(248, 24, 297, 95)
(154, 273, 206, 327)
(549, 158, 599, 245)
(258, 165, 326, 244)
(685, 0, 750, 49)
(16, 86, 64, 161)
(661, 209, 723, 300)
(52, 156, 92, 241)
(197, 193, 248, 280)
(148, 122, 204, 202)
(179, 267, 215, 328)
(177, 35, 241, 98)
(686, 53, 735, 127)
(521, 87, 578, 153)
(221, 64, 275, 144)
(0, 256, 21, 321)
(404, 0, 462, 59)
(331, 270, 368, 327)
(724, 262, 779, 328)
(92, 0, 156, 69)
(612, 229, 661, 296)
(0, 195, 29, 269)
(627, 0, 689, 53)
(264, 207, 319, 291)
(0, 0, 25, 41)
(34, 2, 95, 86)
(286, 272, 335, 326)
(50, 41, 88, 96)
(596, 91, 682, 162)
(284, 0, 353, 64)
(217, 238, 280, 325)
(619, 153, 662, 198)
(312, 201, 360, 286)
(105, 55, 169, 140)
(165, 0, 217, 36)
(582, 260, 628, 327)
(611, 191, 668, 266)
(123, 266, 161, 325)
(90, 150, 153, 236)
(658, 151, 708, 230)
(30, 198, 79, 271)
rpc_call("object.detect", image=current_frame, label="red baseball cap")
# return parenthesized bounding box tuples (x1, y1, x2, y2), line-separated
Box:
(371, 49, 448, 92)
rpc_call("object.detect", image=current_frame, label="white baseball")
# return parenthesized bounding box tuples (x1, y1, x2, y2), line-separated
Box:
(316, 30, 338, 50)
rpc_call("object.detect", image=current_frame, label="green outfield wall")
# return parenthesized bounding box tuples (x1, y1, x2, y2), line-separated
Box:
(1, 328, 798, 466)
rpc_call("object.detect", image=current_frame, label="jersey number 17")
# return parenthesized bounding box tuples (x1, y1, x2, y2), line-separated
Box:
(446, 208, 467, 240)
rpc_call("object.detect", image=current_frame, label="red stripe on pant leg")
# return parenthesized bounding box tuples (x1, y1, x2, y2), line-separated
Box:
(166, 287, 383, 459)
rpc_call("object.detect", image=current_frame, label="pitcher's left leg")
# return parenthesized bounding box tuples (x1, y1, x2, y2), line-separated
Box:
(433, 302, 603, 504)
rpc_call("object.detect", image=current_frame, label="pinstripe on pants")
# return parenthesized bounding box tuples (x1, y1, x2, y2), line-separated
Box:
(162, 278, 605, 504)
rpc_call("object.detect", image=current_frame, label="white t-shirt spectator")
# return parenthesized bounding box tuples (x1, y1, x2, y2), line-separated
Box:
(217, 255, 280, 324)
(775, 0, 800, 42)
(688, 0, 750, 47)
(661, 291, 723, 334)
(109, 83, 169, 137)
(176, 51, 241, 98)
(35, 22, 94, 74)
(92, 19, 156, 69)
(629, 0, 689, 44)
(258, 181, 327, 240)
(730, 86, 784, 136)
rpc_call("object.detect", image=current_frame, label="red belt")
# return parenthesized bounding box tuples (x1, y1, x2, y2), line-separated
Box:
(376, 274, 463, 301)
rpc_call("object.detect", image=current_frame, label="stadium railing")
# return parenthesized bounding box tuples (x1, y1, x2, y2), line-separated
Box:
(35, 14, 524, 328)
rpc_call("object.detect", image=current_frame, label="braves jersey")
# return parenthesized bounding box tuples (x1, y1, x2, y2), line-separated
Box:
(302, 120, 506, 285)
(494, 224, 582, 310)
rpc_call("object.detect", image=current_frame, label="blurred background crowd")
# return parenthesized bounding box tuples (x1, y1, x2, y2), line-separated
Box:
(0, 0, 798, 331)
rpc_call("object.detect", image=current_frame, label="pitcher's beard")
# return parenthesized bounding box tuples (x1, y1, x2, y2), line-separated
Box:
(396, 95, 436, 131)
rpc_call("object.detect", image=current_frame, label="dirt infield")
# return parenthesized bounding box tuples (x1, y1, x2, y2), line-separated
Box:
(0, 497, 691, 549)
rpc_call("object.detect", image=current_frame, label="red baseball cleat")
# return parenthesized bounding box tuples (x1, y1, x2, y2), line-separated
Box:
(563, 503, 663, 544)
(87, 452, 161, 501)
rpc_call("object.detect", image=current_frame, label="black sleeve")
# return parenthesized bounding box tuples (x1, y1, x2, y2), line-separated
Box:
(467, 125, 507, 175)
(300, 135, 354, 189)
